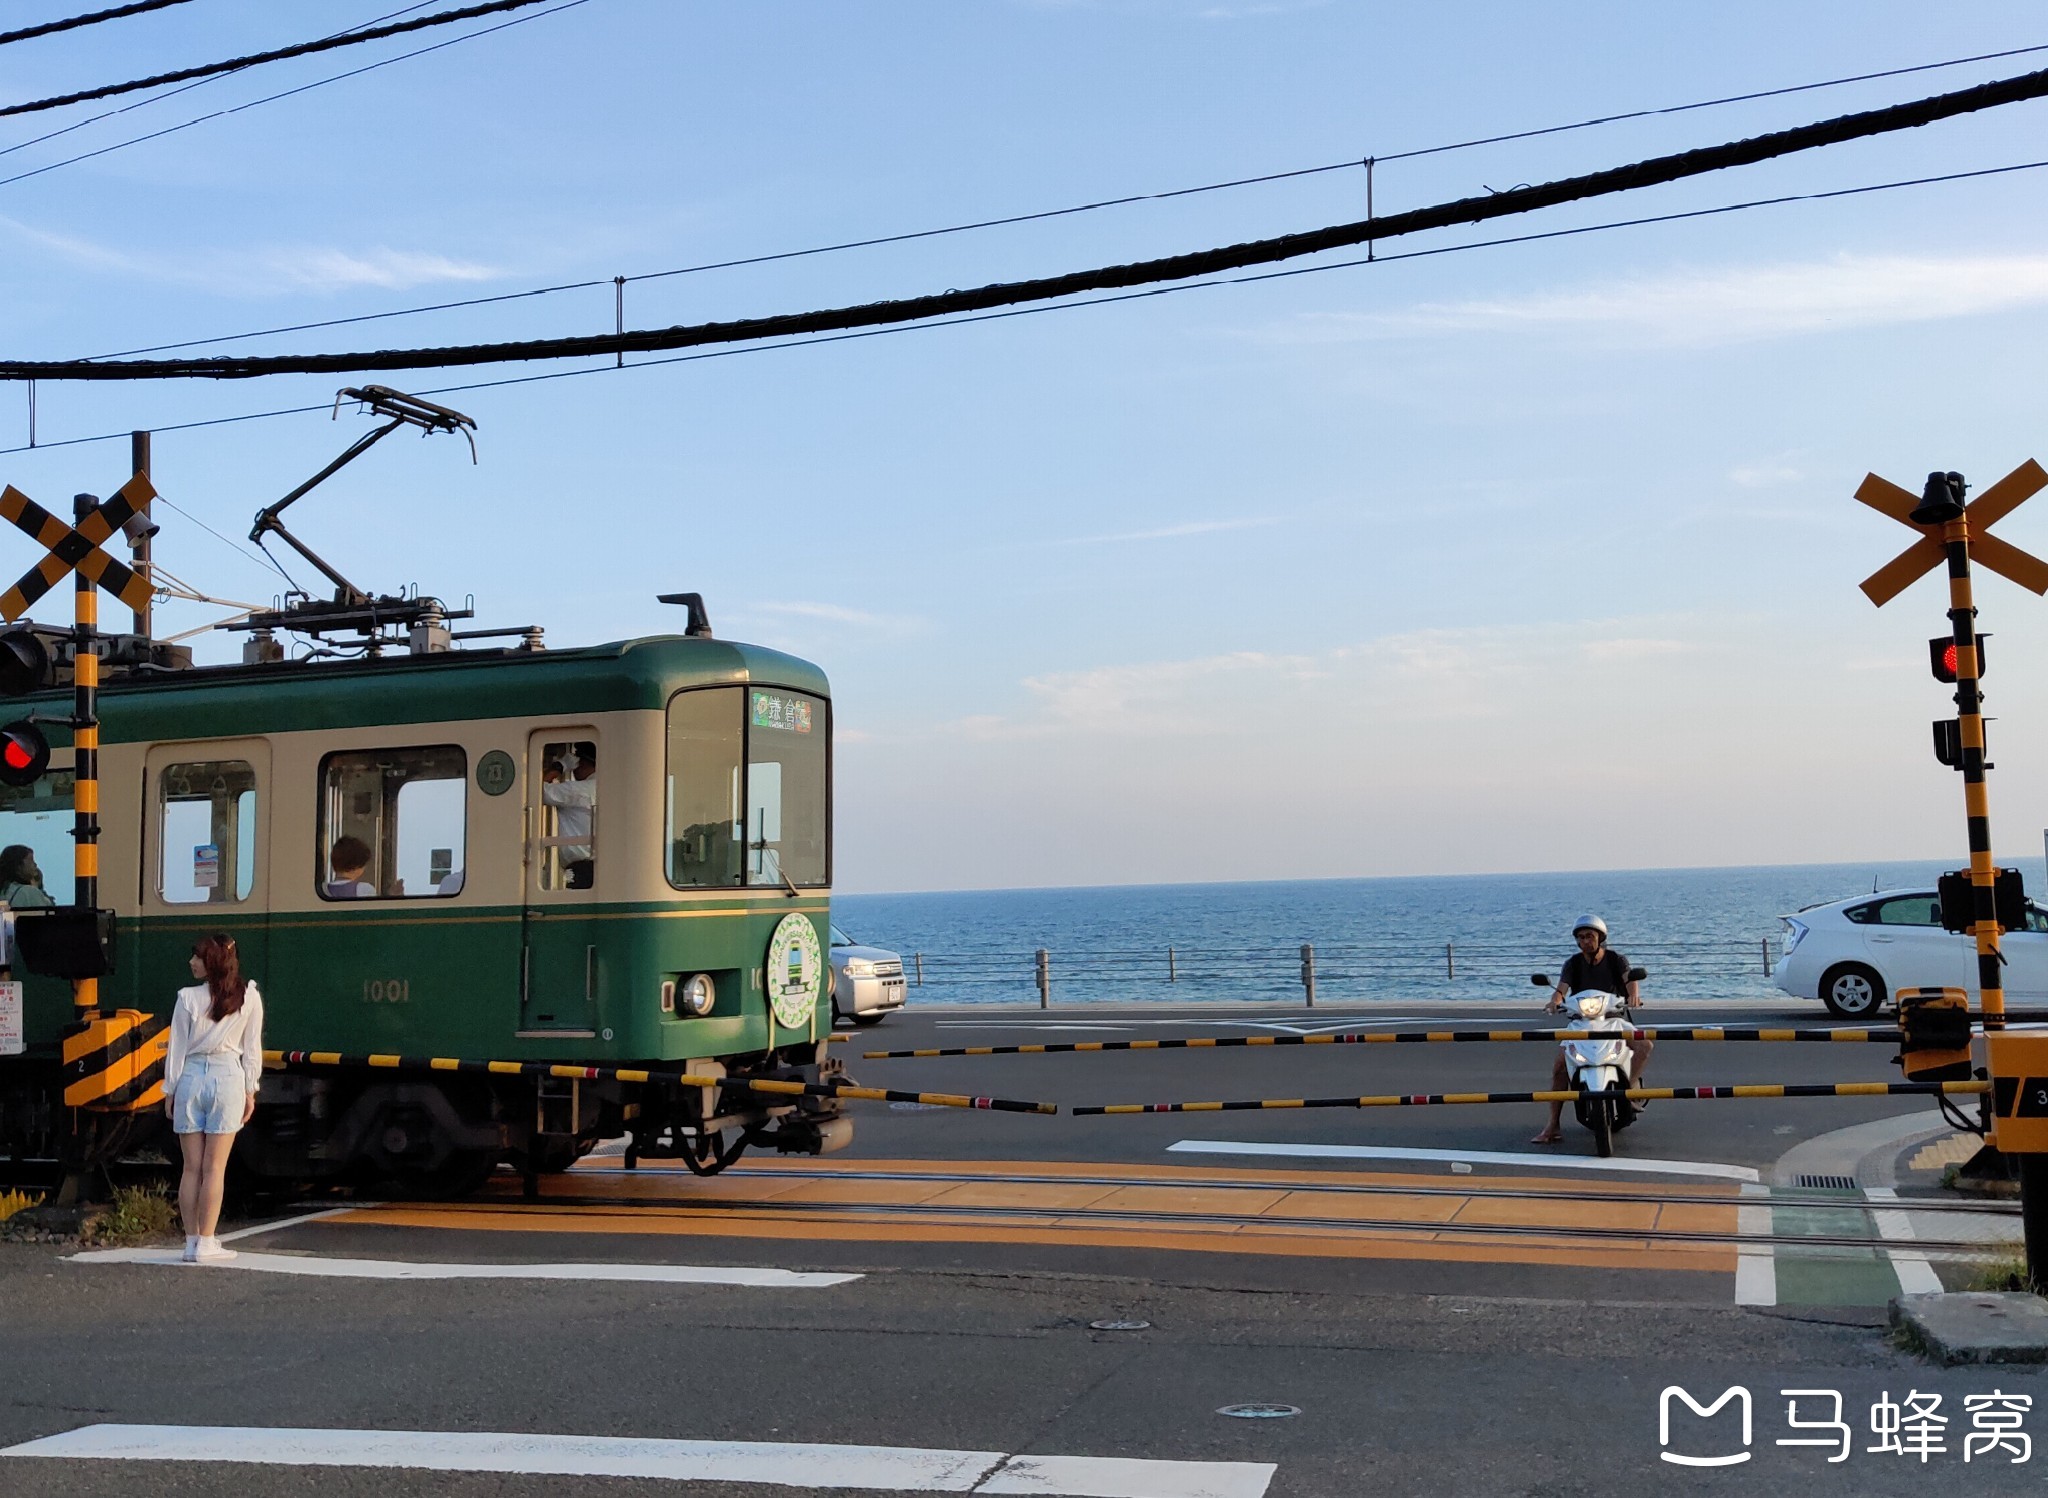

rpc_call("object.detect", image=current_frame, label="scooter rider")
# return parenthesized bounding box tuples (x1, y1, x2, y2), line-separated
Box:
(1531, 914, 1653, 1144)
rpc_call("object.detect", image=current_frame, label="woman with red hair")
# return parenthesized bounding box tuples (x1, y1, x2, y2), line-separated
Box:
(161, 933, 265, 1263)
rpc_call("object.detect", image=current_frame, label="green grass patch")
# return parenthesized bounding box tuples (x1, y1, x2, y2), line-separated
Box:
(83, 1184, 178, 1246)
(1965, 1254, 2033, 1293)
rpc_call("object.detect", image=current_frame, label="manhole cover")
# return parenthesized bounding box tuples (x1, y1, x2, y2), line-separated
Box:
(1795, 1174, 1858, 1190)
(1217, 1404, 1300, 1419)
(1089, 1319, 1151, 1331)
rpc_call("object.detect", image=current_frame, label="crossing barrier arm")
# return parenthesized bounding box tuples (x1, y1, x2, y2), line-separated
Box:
(1072, 1080, 1989, 1115)
(867, 1027, 1907, 1059)
(265, 1049, 1058, 1115)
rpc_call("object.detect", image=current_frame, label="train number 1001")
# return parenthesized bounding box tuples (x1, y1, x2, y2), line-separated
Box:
(362, 979, 411, 1004)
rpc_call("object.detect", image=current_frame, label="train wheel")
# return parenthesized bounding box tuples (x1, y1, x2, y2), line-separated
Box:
(382, 1148, 499, 1200)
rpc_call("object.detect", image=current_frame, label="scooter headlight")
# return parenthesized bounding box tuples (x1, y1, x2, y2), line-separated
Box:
(1576, 994, 1608, 1019)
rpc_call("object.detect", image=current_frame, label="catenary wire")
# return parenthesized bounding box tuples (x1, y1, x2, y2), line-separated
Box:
(11, 63, 2048, 382)
(0, 0, 589, 189)
(77, 37, 2048, 363)
(0, 0, 556, 119)
(3, 153, 2039, 457)
(0, 3, 444, 164)
(0, 0, 193, 48)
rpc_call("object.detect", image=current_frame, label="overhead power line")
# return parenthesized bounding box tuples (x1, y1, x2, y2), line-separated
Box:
(80, 37, 2048, 363)
(11, 62, 2048, 383)
(6, 151, 2042, 459)
(0, 0, 553, 119)
(0, 5, 442, 163)
(0, 0, 587, 190)
(0, 0, 193, 48)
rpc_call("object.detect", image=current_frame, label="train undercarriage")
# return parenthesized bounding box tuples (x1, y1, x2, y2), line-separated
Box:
(0, 1042, 849, 1198)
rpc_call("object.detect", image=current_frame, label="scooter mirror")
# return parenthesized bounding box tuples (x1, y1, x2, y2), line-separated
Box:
(1627, 967, 1647, 982)
(1530, 973, 1551, 987)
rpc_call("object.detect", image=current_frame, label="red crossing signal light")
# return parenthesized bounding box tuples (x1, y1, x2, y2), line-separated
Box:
(1929, 634, 1989, 684)
(0, 720, 49, 786)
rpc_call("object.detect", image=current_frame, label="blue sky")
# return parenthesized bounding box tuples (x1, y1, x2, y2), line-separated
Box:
(4, 1, 2048, 892)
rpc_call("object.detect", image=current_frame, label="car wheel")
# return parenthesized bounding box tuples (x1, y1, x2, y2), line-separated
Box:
(1819, 963, 1886, 1018)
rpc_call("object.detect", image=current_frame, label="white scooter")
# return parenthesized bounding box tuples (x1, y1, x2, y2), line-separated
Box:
(1529, 968, 1647, 1157)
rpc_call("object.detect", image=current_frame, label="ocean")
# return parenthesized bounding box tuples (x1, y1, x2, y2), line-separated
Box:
(833, 859, 1975, 1006)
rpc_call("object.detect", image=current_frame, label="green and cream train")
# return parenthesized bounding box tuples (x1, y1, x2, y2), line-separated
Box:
(0, 625, 844, 1190)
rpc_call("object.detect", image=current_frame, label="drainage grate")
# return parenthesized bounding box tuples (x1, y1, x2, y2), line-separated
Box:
(1795, 1174, 1858, 1190)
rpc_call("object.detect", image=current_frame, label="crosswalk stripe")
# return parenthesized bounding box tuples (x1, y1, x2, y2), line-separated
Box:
(1166, 1139, 1761, 1182)
(64, 1249, 859, 1287)
(1, 1425, 1277, 1497)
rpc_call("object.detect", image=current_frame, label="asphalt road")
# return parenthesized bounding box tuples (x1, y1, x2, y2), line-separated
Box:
(2, 1000, 2031, 1498)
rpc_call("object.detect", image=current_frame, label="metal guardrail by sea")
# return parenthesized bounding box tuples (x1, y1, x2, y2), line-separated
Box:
(893, 938, 1782, 1007)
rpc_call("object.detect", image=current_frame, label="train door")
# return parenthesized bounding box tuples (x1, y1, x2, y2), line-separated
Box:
(518, 728, 600, 1035)
(140, 741, 271, 1005)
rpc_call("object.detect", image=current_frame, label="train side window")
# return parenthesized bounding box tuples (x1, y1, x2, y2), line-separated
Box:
(665, 687, 742, 888)
(744, 688, 828, 888)
(537, 738, 598, 891)
(0, 771, 75, 907)
(159, 760, 256, 905)
(318, 745, 467, 900)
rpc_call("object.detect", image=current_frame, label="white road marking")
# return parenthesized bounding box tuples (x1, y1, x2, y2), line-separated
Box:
(1167, 1139, 1760, 1183)
(1, 1425, 1275, 1497)
(64, 1250, 860, 1287)
(1735, 1183, 1777, 1307)
(1864, 1185, 1946, 1296)
(217, 1206, 361, 1243)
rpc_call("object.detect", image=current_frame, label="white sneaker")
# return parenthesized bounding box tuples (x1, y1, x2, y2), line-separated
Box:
(181, 1236, 198, 1263)
(194, 1238, 237, 1263)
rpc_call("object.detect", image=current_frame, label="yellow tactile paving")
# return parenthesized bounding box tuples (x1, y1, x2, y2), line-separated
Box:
(340, 1201, 1732, 1272)
(323, 1155, 1744, 1276)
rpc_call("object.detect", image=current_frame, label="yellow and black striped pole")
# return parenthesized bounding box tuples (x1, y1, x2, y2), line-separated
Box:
(70, 493, 98, 1019)
(1928, 475, 2006, 1031)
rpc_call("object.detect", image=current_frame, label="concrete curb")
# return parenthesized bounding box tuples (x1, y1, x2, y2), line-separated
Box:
(1891, 1292, 2048, 1365)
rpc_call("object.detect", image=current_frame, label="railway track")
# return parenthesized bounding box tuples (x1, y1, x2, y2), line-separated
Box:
(466, 1162, 2020, 1258)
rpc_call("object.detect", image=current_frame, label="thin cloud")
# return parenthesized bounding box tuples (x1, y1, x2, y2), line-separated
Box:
(1730, 461, 1803, 489)
(0, 216, 497, 295)
(749, 601, 916, 628)
(1265, 254, 2048, 348)
(1047, 516, 1279, 546)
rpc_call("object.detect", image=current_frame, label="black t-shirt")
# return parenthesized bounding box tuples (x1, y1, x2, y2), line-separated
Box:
(1560, 948, 1631, 996)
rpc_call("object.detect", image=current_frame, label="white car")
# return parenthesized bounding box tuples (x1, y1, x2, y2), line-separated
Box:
(1773, 887, 2048, 1017)
(829, 924, 907, 1026)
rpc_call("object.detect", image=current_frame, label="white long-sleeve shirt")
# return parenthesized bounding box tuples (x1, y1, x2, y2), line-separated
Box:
(162, 981, 264, 1095)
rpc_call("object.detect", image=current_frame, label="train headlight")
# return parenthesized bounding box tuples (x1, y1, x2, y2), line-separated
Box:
(679, 972, 716, 1016)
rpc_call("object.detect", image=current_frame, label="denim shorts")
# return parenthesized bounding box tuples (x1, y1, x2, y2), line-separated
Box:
(172, 1054, 248, 1135)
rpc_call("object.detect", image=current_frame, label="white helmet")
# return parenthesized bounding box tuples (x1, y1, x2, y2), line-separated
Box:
(1571, 913, 1608, 939)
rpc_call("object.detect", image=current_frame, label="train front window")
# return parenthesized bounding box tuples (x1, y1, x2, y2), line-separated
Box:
(318, 745, 467, 900)
(0, 771, 74, 907)
(159, 760, 255, 904)
(665, 687, 742, 888)
(745, 688, 828, 888)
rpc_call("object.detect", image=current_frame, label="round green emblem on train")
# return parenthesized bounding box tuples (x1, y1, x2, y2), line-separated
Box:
(475, 749, 516, 796)
(766, 912, 823, 1030)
